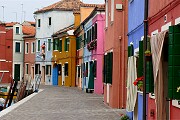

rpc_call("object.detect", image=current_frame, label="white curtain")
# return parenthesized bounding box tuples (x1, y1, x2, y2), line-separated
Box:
(126, 56, 137, 112)
(150, 31, 168, 120)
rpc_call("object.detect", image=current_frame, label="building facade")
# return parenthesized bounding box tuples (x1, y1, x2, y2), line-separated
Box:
(52, 25, 76, 87)
(34, 0, 82, 85)
(103, 0, 128, 108)
(147, 0, 180, 120)
(126, 0, 145, 119)
(0, 23, 13, 83)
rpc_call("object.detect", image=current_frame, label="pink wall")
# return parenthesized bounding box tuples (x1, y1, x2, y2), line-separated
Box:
(148, 2, 180, 120)
(92, 14, 105, 94)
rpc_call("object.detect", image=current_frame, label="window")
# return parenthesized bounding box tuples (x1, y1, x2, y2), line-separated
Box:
(53, 38, 59, 50)
(64, 63, 68, 76)
(92, 26, 94, 40)
(95, 23, 97, 39)
(87, 30, 90, 43)
(14, 64, 20, 81)
(46, 65, 51, 75)
(15, 42, 20, 52)
(48, 17, 51, 26)
(78, 66, 80, 78)
(58, 64, 62, 76)
(31, 42, 35, 53)
(38, 19, 41, 27)
(84, 33, 86, 45)
(25, 43, 29, 54)
(16, 27, 20, 34)
(26, 64, 29, 74)
(105, 0, 108, 27)
(64, 38, 70, 51)
(111, 0, 114, 22)
(86, 62, 88, 77)
(48, 39, 51, 51)
(59, 40, 62, 52)
(90, 29, 92, 42)
(35, 64, 40, 74)
(37, 40, 40, 51)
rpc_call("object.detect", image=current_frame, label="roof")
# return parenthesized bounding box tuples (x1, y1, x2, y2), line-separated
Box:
(53, 24, 74, 36)
(23, 35, 35, 38)
(80, 3, 105, 9)
(34, 0, 82, 14)
(22, 25, 35, 35)
(5, 22, 19, 27)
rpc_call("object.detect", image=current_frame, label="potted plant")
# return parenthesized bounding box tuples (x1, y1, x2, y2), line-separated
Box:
(133, 76, 143, 91)
(120, 114, 130, 120)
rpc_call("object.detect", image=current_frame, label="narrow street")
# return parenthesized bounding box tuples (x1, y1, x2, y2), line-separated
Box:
(0, 85, 125, 120)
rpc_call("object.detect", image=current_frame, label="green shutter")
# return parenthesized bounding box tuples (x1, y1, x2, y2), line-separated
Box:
(128, 45, 134, 57)
(88, 61, 94, 89)
(137, 41, 143, 77)
(168, 25, 180, 99)
(64, 38, 67, 51)
(109, 52, 113, 84)
(14, 64, 20, 81)
(106, 53, 110, 84)
(146, 60, 154, 93)
(103, 55, 106, 83)
(59, 40, 62, 52)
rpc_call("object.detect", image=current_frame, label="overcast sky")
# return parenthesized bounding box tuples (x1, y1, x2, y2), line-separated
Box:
(0, 0, 105, 23)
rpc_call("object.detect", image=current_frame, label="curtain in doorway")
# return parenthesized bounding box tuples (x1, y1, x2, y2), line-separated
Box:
(150, 30, 168, 120)
(126, 56, 137, 112)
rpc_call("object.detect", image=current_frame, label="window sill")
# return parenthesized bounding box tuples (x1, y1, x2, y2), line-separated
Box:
(172, 100, 180, 108)
(54, 50, 58, 51)
(149, 93, 155, 99)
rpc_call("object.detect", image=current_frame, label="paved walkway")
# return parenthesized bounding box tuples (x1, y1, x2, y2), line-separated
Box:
(0, 85, 125, 120)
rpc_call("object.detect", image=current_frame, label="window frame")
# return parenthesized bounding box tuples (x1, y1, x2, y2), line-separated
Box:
(15, 27, 20, 34)
(38, 19, 41, 27)
(48, 39, 51, 51)
(31, 42, 35, 53)
(25, 64, 29, 74)
(37, 40, 40, 52)
(48, 17, 51, 26)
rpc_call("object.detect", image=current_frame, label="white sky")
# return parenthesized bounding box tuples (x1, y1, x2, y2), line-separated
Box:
(0, 0, 105, 23)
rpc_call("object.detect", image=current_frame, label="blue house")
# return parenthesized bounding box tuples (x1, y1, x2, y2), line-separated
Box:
(127, 0, 145, 120)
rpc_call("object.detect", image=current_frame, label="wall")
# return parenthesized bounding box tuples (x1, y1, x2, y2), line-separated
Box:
(148, 2, 180, 120)
(104, 0, 128, 108)
(80, 7, 95, 23)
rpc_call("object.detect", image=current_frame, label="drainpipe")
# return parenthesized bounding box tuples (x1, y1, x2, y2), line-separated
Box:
(143, 0, 148, 120)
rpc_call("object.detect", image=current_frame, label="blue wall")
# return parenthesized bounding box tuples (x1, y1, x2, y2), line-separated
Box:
(138, 92, 143, 120)
(128, 0, 145, 49)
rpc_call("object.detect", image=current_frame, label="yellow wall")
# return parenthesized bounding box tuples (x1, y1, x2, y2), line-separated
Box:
(80, 7, 95, 23)
(53, 35, 76, 87)
(74, 13, 80, 29)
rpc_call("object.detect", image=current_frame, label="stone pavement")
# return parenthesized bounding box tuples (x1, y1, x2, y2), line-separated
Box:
(0, 85, 125, 120)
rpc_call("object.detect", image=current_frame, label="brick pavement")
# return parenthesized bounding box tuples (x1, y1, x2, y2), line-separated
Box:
(0, 85, 125, 120)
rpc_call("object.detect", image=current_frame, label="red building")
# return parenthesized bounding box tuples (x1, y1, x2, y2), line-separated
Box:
(0, 23, 13, 83)
(23, 25, 35, 81)
(103, 0, 128, 108)
(148, 0, 180, 119)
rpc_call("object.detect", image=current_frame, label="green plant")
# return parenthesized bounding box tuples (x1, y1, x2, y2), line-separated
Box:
(120, 114, 130, 120)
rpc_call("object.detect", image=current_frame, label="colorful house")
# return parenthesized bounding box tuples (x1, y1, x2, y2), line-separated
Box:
(74, 4, 99, 89)
(147, 0, 180, 120)
(80, 5, 105, 94)
(0, 22, 13, 83)
(34, 0, 82, 85)
(52, 24, 76, 87)
(126, 0, 145, 119)
(23, 25, 36, 82)
(103, 0, 128, 108)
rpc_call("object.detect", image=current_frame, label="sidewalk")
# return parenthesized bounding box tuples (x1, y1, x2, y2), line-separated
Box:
(0, 85, 125, 120)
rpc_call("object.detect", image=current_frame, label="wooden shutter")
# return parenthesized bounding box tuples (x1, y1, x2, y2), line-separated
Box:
(59, 40, 62, 52)
(64, 38, 67, 51)
(138, 41, 143, 77)
(168, 25, 180, 99)
(109, 52, 113, 84)
(128, 45, 134, 57)
(14, 64, 20, 81)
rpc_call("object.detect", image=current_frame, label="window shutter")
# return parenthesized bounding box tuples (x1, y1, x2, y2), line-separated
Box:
(95, 23, 97, 39)
(106, 53, 110, 84)
(128, 45, 134, 57)
(64, 38, 67, 51)
(59, 40, 62, 52)
(103, 55, 106, 83)
(168, 25, 180, 99)
(76, 37, 79, 50)
(84, 33, 86, 45)
(138, 41, 143, 77)
(109, 52, 113, 84)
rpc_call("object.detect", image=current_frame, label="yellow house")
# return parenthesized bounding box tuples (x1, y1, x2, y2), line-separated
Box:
(52, 24, 76, 87)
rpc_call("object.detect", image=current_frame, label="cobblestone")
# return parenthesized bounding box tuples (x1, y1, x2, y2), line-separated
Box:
(0, 85, 125, 120)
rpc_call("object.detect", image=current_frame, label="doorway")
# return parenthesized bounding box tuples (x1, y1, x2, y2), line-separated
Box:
(62, 65, 65, 86)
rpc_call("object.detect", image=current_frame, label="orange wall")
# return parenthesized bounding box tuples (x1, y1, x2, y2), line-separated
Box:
(80, 7, 95, 23)
(53, 35, 76, 87)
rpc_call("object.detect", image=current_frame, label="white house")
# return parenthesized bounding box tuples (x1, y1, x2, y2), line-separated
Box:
(33, 0, 82, 85)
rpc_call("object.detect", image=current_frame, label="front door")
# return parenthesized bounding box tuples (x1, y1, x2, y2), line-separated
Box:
(42, 66, 45, 84)
(14, 64, 20, 81)
(62, 65, 65, 85)
(52, 65, 58, 86)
